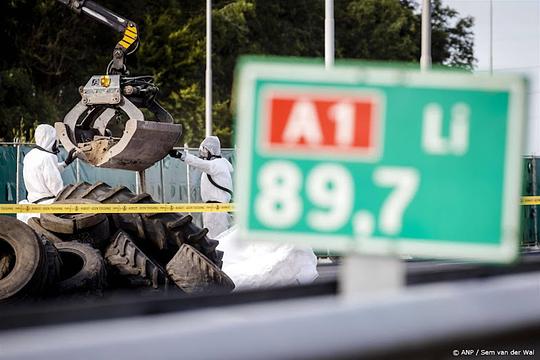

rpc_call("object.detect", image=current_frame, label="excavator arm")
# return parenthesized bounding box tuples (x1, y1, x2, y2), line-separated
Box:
(54, 0, 182, 172)
(57, 0, 138, 74)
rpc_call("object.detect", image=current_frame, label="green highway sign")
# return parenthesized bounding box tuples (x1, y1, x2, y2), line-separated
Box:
(234, 57, 527, 262)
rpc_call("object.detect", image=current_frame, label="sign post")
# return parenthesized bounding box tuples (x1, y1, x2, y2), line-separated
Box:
(235, 57, 527, 277)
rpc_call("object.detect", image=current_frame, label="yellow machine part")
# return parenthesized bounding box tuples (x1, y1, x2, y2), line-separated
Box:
(118, 23, 138, 50)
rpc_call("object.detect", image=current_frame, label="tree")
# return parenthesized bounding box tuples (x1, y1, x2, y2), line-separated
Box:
(0, 0, 475, 146)
(428, 0, 475, 69)
(337, 0, 419, 61)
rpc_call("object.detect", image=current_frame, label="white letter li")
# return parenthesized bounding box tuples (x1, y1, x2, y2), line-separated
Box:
(422, 102, 470, 156)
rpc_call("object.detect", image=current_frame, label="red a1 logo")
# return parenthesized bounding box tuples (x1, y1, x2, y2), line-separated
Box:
(261, 89, 384, 160)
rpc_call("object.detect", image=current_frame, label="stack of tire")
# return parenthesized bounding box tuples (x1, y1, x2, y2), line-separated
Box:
(0, 181, 234, 302)
(0, 216, 63, 302)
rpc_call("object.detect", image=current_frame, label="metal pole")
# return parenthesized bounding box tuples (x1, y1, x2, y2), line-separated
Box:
(76, 158, 80, 183)
(533, 159, 538, 247)
(159, 159, 165, 203)
(339, 254, 404, 300)
(185, 144, 191, 204)
(420, 0, 432, 71)
(137, 170, 146, 194)
(15, 145, 20, 203)
(489, 0, 493, 75)
(325, 0, 335, 69)
(205, 0, 213, 137)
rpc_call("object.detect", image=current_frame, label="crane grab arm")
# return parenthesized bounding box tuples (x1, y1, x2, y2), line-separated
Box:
(57, 0, 138, 73)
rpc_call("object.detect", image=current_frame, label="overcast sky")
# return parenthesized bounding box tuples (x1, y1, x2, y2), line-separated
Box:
(443, 0, 540, 154)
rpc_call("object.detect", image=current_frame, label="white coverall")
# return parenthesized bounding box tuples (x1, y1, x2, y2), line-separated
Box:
(184, 136, 233, 238)
(17, 124, 68, 223)
(182, 137, 318, 289)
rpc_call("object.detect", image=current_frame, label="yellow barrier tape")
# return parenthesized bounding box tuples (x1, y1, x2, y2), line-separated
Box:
(1, 197, 538, 213)
(0, 203, 234, 214)
(521, 196, 540, 205)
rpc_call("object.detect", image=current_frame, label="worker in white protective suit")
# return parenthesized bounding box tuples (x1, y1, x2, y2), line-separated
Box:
(171, 136, 318, 290)
(17, 124, 79, 223)
(169, 136, 233, 238)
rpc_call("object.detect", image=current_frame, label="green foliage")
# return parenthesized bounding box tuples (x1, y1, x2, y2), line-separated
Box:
(0, 68, 60, 141)
(429, 0, 475, 69)
(0, 0, 475, 145)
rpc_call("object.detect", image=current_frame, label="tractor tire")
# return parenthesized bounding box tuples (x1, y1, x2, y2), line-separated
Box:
(105, 230, 170, 289)
(41, 199, 107, 234)
(42, 239, 62, 290)
(54, 241, 107, 294)
(166, 244, 235, 294)
(26, 219, 63, 290)
(0, 253, 14, 280)
(57, 182, 223, 267)
(40, 199, 111, 251)
(5, 217, 62, 295)
(27, 217, 64, 244)
(0, 216, 49, 301)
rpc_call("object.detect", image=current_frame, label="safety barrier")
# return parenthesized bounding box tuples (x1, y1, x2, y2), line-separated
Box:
(0, 203, 234, 214)
(0, 198, 538, 214)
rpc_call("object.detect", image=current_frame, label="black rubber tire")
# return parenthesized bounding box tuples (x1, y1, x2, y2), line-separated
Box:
(0, 253, 14, 280)
(40, 199, 107, 234)
(54, 241, 107, 294)
(27, 217, 65, 291)
(105, 230, 170, 289)
(27, 217, 64, 244)
(60, 218, 111, 251)
(57, 182, 223, 267)
(42, 238, 62, 291)
(29, 215, 110, 252)
(166, 244, 235, 294)
(0, 216, 48, 301)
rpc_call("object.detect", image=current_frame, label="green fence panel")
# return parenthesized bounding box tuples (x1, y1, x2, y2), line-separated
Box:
(78, 161, 137, 193)
(0, 146, 17, 204)
(161, 157, 188, 203)
(522, 157, 540, 248)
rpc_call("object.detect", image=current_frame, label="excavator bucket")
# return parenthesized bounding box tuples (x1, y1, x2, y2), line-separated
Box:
(56, 119, 182, 172)
(55, 74, 182, 172)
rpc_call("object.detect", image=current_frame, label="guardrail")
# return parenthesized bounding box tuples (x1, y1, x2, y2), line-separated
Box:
(0, 269, 538, 359)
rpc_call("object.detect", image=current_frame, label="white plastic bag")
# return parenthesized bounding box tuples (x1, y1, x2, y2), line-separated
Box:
(216, 226, 319, 290)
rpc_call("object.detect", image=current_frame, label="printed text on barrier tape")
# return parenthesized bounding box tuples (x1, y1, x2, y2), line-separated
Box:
(0, 203, 235, 214)
(2, 197, 540, 213)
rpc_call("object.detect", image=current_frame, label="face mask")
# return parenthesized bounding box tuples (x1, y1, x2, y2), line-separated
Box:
(199, 146, 209, 159)
(51, 140, 59, 154)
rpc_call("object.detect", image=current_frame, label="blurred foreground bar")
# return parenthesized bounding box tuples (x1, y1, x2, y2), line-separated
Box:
(0, 270, 539, 360)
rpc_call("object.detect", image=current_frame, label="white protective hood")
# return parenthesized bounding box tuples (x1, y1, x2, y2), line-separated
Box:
(34, 124, 57, 152)
(200, 136, 221, 157)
